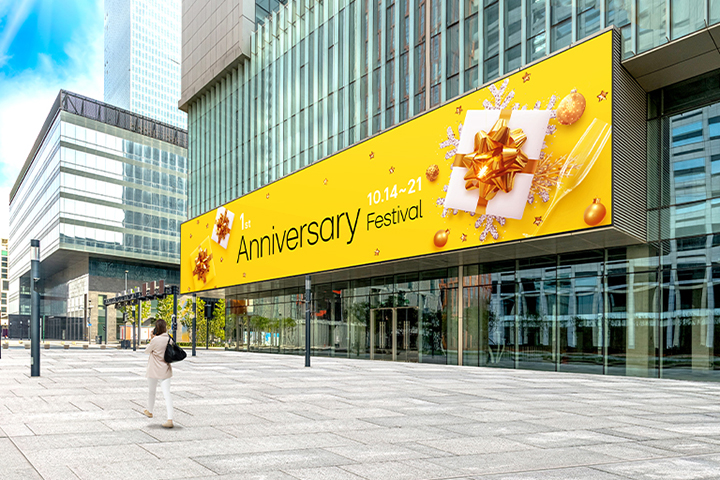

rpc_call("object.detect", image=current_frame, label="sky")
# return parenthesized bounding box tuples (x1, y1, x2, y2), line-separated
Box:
(0, 0, 104, 239)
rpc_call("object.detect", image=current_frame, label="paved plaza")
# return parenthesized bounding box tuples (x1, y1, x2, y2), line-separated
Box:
(2, 347, 720, 480)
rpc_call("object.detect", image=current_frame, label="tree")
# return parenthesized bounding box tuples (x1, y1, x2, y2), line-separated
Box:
(179, 298, 194, 334)
(157, 296, 174, 325)
(210, 299, 226, 342)
(139, 300, 151, 323)
(196, 298, 206, 345)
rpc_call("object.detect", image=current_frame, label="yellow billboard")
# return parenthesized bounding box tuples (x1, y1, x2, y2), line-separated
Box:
(182, 31, 614, 293)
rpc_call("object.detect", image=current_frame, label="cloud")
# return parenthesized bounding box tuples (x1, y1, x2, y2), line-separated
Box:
(0, 0, 35, 69)
(0, 0, 103, 195)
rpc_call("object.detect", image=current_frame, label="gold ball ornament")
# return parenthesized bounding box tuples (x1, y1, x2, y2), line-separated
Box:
(426, 164, 440, 182)
(433, 229, 450, 247)
(583, 198, 607, 226)
(556, 89, 586, 126)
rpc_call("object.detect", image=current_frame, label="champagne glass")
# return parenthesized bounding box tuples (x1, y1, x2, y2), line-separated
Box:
(530, 118, 612, 237)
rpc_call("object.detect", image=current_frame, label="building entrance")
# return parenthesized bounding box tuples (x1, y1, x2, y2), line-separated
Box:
(370, 307, 419, 362)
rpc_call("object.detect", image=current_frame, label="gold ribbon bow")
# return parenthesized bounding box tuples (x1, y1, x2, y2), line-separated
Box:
(215, 210, 231, 243)
(454, 110, 537, 205)
(193, 247, 213, 284)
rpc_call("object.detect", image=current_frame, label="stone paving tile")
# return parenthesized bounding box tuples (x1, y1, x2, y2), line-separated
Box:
(70, 458, 215, 480)
(417, 436, 538, 455)
(12, 429, 158, 451)
(426, 447, 622, 476)
(0, 423, 36, 437)
(503, 430, 631, 449)
(470, 466, 632, 479)
(638, 438, 720, 456)
(4, 348, 720, 480)
(335, 425, 463, 445)
(577, 442, 675, 461)
(281, 466, 368, 480)
(325, 442, 434, 463)
(595, 454, 720, 480)
(341, 458, 463, 480)
(191, 448, 356, 475)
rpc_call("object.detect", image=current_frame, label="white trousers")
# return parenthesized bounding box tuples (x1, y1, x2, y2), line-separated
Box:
(147, 378, 173, 420)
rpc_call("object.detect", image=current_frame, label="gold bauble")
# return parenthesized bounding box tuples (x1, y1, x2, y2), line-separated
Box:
(556, 89, 586, 126)
(426, 164, 440, 182)
(583, 198, 606, 226)
(433, 229, 450, 247)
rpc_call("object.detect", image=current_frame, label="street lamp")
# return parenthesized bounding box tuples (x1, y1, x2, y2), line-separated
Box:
(87, 300, 93, 347)
(30, 239, 41, 376)
(124, 270, 128, 348)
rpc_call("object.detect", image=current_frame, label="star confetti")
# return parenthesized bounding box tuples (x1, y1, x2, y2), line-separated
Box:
(196, 220, 199, 224)
(266, 193, 270, 199)
(189, 234, 192, 239)
(533, 216, 543, 226)
(389, 166, 395, 174)
(369, 151, 374, 159)
(206, 223, 209, 228)
(220, 257, 224, 263)
(323, 178, 328, 185)
(455, 106, 463, 115)
(597, 90, 608, 102)
(243, 272, 246, 278)
(460, 233, 467, 242)
(475, 215, 506, 242)
(522, 72, 531, 83)
(374, 249, 380, 256)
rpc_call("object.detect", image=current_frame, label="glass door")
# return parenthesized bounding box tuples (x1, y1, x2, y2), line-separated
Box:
(371, 308, 394, 361)
(396, 307, 419, 362)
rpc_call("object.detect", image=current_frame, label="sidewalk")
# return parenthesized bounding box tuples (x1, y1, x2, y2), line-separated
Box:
(2, 348, 720, 480)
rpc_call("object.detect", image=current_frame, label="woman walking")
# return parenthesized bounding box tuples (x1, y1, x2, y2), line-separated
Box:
(143, 319, 174, 428)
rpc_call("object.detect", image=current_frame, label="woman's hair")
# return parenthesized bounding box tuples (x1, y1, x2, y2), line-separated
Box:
(155, 319, 167, 335)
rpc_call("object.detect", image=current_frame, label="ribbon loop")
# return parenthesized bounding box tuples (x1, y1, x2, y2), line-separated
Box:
(193, 248, 213, 284)
(459, 110, 529, 202)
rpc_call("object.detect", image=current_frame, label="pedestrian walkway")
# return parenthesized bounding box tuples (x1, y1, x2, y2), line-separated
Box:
(2, 348, 720, 480)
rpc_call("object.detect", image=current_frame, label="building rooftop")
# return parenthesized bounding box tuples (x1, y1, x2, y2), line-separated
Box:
(10, 90, 188, 203)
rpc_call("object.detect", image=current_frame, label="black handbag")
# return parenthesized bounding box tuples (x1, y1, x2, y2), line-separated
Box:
(164, 333, 187, 363)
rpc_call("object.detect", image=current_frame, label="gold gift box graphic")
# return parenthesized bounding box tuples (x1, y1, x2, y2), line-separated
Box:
(189, 237, 216, 289)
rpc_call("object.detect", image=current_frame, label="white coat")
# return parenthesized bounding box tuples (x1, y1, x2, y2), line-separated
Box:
(145, 332, 173, 379)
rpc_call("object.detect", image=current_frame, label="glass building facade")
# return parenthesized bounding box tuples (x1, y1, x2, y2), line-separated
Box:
(8, 91, 187, 341)
(213, 69, 720, 382)
(1, 238, 7, 331)
(105, 0, 186, 129)
(186, 0, 720, 218)
(183, 0, 720, 381)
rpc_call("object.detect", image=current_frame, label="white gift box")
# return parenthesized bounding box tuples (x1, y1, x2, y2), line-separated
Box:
(211, 206, 235, 249)
(444, 110, 552, 220)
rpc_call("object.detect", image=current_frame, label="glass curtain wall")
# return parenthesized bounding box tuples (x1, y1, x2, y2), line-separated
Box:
(231, 269, 459, 364)
(191, 0, 710, 218)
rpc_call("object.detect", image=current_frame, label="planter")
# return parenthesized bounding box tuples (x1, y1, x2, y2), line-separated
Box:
(82, 344, 89, 350)
(100, 345, 106, 350)
(63, 344, 69, 350)
(24, 343, 31, 349)
(44, 343, 50, 349)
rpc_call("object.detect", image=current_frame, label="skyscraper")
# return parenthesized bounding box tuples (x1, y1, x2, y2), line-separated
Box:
(104, 0, 186, 129)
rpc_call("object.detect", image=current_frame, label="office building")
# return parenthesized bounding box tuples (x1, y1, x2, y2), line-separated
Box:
(179, 0, 720, 382)
(8, 91, 187, 342)
(1, 238, 7, 335)
(104, 0, 186, 129)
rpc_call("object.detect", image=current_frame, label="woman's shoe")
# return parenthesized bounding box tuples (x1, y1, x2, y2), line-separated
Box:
(162, 420, 174, 428)
(143, 410, 153, 418)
